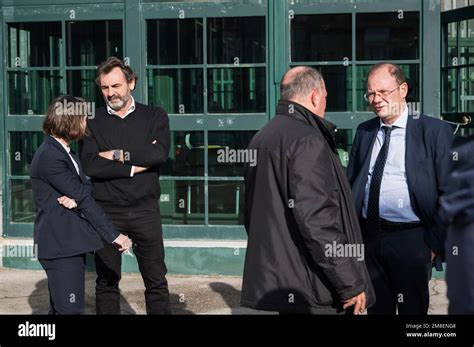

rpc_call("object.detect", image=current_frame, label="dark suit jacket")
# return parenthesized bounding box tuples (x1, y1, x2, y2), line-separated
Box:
(347, 114, 454, 268)
(442, 136, 474, 313)
(31, 136, 120, 260)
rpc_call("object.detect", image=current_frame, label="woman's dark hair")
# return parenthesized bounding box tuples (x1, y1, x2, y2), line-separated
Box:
(43, 95, 88, 142)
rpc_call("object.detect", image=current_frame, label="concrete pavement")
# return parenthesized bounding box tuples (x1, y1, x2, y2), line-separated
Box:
(0, 267, 449, 314)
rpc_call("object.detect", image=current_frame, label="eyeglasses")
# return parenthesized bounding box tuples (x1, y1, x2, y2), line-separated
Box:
(364, 85, 401, 102)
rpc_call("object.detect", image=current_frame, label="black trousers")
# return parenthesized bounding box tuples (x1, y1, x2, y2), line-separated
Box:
(95, 209, 171, 315)
(40, 254, 86, 315)
(364, 226, 432, 315)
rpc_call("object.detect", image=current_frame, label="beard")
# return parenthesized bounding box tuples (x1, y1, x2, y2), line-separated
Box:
(106, 93, 131, 111)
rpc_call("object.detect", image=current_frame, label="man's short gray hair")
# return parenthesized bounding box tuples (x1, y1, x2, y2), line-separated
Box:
(280, 67, 324, 100)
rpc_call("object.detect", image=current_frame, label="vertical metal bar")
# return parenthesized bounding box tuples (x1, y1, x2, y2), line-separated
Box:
(61, 20, 67, 95)
(203, 16, 208, 115)
(0, 4, 7, 237)
(204, 129, 209, 226)
(235, 185, 240, 215)
(456, 21, 460, 113)
(105, 20, 110, 58)
(352, 10, 357, 114)
(187, 183, 191, 215)
(203, 15, 209, 226)
(266, 1, 271, 118)
(422, 0, 441, 117)
(125, 0, 144, 102)
(269, 0, 287, 118)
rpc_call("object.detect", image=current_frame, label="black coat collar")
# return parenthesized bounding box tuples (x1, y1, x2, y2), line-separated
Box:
(276, 99, 338, 153)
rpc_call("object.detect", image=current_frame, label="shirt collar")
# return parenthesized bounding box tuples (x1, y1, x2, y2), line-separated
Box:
(379, 104, 408, 130)
(51, 136, 71, 153)
(106, 96, 136, 118)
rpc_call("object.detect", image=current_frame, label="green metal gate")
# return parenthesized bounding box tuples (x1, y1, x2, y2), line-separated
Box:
(1, 0, 441, 274)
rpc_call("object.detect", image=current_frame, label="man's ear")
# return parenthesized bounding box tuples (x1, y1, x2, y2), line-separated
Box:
(129, 79, 136, 91)
(400, 82, 408, 99)
(311, 89, 319, 108)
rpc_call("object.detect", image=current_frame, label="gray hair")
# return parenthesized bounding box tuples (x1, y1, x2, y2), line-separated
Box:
(280, 67, 324, 100)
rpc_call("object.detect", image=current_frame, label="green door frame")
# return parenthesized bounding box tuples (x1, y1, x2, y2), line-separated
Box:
(423, 0, 441, 118)
(282, 0, 439, 129)
(441, 5, 474, 127)
(0, 0, 5, 238)
(2, 2, 125, 237)
(140, 0, 270, 131)
(1, 0, 441, 239)
(138, 0, 268, 239)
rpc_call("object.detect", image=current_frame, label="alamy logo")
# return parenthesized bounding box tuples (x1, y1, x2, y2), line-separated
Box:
(1, 244, 38, 260)
(324, 241, 365, 261)
(54, 99, 95, 119)
(216, 147, 257, 167)
(18, 321, 56, 341)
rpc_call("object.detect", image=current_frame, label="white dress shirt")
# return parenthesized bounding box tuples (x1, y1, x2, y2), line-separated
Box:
(362, 106, 420, 222)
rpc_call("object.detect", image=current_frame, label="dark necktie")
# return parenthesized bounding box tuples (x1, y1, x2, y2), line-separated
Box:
(367, 126, 393, 232)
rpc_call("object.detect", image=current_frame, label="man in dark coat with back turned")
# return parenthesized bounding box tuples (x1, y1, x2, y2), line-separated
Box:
(347, 63, 454, 315)
(241, 67, 375, 314)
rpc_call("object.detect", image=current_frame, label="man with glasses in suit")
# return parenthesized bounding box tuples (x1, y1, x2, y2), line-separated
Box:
(347, 63, 454, 314)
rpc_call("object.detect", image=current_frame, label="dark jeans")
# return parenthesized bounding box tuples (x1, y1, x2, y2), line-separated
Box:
(95, 209, 171, 315)
(364, 226, 432, 315)
(40, 254, 86, 315)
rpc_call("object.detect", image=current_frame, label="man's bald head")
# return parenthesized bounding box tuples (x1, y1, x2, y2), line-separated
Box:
(366, 63, 406, 86)
(280, 66, 324, 102)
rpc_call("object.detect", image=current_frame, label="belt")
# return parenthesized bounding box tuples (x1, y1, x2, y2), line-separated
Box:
(379, 219, 423, 232)
(361, 218, 423, 232)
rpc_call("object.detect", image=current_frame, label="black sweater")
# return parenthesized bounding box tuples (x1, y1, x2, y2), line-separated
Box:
(79, 102, 170, 212)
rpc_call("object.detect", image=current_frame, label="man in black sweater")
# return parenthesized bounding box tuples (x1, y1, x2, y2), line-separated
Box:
(79, 57, 171, 314)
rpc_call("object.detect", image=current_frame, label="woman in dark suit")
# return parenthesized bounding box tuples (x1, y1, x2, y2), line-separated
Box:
(31, 95, 131, 314)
